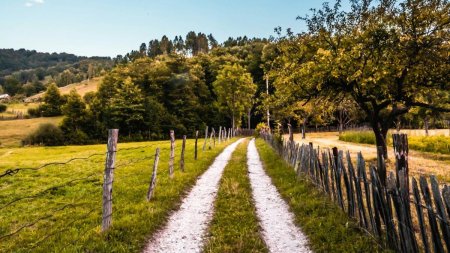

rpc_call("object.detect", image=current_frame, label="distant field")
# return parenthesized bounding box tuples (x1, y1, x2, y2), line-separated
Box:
(0, 102, 40, 118)
(27, 76, 103, 101)
(0, 117, 63, 147)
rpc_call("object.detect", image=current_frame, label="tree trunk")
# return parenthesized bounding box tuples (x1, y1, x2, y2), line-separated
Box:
(424, 117, 429, 136)
(339, 122, 343, 134)
(232, 111, 235, 130)
(248, 108, 251, 129)
(302, 119, 306, 139)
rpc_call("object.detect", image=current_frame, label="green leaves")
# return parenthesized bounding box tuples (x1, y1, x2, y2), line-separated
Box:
(213, 63, 257, 128)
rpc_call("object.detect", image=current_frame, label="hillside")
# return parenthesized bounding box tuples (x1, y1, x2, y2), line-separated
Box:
(26, 76, 102, 101)
(0, 48, 112, 97)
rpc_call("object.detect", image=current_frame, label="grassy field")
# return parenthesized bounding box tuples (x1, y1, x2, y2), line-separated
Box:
(255, 139, 389, 252)
(27, 76, 102, 101)
(0, 103, 40, 118)
(0, 117, 63, 147)
(0, 137, 236, 252)
(339, 130, 450, 154)
(204, 139, 268, 253)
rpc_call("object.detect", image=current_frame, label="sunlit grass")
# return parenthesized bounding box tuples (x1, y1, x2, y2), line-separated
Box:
(0, 138, 236, 252)
(339, 131, 450, 155)
(0, 117, 63, 147)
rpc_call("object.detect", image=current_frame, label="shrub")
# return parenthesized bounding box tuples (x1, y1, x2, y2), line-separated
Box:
(64, 129, 89, 145)
(27, 107, 41, 118)
(0, 104, 7, 113)
(23, 123, 64, 146)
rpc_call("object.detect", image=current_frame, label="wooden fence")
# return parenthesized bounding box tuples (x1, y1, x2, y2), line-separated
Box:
(261, 132, 450, 253)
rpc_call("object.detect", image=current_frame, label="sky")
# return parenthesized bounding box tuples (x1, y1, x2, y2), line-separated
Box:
(0, 0, 344, 57)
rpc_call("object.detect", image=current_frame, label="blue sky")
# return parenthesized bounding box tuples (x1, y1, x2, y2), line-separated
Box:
(0, 0, 343, 57)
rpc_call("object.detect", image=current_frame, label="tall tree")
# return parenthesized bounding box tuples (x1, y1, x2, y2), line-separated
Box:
(160, 35, 173, 54)
(213, 63, 257, 129)
(272, 0, 450, 166)
(185, 31, 198, 56)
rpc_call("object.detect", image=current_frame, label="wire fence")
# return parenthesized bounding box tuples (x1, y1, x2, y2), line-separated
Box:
(0, 126, 253, 251)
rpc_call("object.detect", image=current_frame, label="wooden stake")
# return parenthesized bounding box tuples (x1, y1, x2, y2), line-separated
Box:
(203, 126, 208, 151)
(195, 130, 198, 160)
(169, 130, 175, 178)
(147, 148, 160, 201)
(102, 129, 118, 232)
(180, 135, 186, 171)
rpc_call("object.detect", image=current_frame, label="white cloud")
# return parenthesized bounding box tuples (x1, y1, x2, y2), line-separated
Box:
(24, 0, 45, 7)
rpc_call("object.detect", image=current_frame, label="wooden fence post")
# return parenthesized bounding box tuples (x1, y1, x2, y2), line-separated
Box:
(203, 126, 208, 151)
(218, 126, 222, 143)
(208, 129, 213, 149)
(102, 129, 118, 232)
(288, 123, 293, 142)
(147, 148, 160, 201)
(212, 128, 216, 148)
(180, 135, 186, 172)
(169, 130, 175, 178)
(195, 130, 198, 160)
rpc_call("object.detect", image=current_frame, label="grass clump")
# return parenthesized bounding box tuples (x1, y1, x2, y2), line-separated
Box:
(0, 138, 236, 252)
(204, 139, 268, 253)
(255, 139, 389, 253)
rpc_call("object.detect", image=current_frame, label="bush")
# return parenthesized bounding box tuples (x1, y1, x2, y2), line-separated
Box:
(0, 104, 7, 113)
(27, 107, 41, 118)
(23, 123, 64, 146)
(64, 129, 90, 145)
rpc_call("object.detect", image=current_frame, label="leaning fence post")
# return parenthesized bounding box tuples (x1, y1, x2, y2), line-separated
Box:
(180, 135, 186, 172)
(147, 148, 160, 201)
(218, 126, 222, 143)
(169, 130, 175, 178)
(203, 126, 208, 151)
(102, 129, 118, 232)
(195, 130, 199, 160)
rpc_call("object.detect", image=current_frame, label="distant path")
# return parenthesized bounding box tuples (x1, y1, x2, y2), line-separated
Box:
(290, 132, 450, 182)
(143, 138, 245, 253)
(247, 139, 311, 253)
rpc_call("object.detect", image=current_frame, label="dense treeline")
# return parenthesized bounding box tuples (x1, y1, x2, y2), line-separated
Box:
(0, 48, 113, 97)
(27, 32, 269, 144)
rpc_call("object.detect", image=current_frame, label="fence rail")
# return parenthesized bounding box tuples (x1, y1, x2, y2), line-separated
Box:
(262, 132, 450, 253)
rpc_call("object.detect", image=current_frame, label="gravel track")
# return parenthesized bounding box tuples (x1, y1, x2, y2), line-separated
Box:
(143, 138, 245, 253)
(247, 138, 311, 253)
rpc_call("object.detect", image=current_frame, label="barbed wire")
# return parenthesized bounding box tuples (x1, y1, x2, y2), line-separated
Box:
(0, 144, 163, 179)
(0, 152, 105, 178)
(0, 202, 93, 241)
(0, 172, 102, 210)
(28, 207, 98, 249)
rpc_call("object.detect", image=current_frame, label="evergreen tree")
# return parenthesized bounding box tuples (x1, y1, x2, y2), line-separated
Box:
(40, 83, 64, 116)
